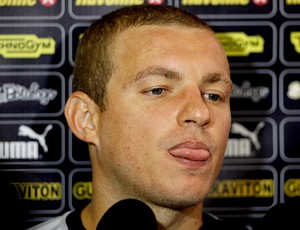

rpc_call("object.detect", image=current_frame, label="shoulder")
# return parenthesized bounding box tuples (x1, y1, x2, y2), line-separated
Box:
(201, 212, 248, 230)
(26, 211, 73, 230)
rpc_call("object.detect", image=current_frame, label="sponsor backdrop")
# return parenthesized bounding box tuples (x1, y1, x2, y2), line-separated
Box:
(0, 0, 299, 229)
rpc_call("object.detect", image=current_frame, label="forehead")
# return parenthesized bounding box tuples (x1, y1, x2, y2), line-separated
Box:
(111, 25, 225, 60)
(112, 25, 216, 52)
(110, 25, 229, 81)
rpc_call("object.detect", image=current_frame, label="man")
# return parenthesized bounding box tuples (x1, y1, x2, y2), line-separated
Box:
(28, 4, 246, 230)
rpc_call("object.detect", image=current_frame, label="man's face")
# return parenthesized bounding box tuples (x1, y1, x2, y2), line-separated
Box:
(95, 25, 232, 209)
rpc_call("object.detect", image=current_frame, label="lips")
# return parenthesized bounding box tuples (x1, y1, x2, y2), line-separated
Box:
(168, 141, 211, 164)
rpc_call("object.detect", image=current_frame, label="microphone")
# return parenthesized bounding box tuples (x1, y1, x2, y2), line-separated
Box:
(257, 202, 299, 230)
(96, 199, 158, 230)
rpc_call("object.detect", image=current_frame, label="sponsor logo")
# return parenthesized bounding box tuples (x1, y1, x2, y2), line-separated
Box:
(231, 81, 270, 102)
(0, 0, 36, 6)
(181, 0, 250, 5)
(18, 124, 52, 152)
(291, 32, 300, 53)
(73, 182, 92, 200)
(0, 0, 58, 7)
(0, 124, 53, 159)
(11, 182, 62, 200)
(0, 1, 63, 20)
(39, 0, 57, 7)
(180, 0, 275, 19)
(226, 121, 265, 157)
(74, 0, 143, 6)
(215, 32, 264, 56)
(0, 169, 64, 212)
(287, 81, 300, 100)
(286, 0, 300, 5)
(208, 179, 274, 198)
(0, 82, 57, 106)
(0, 141, 39, 159)
(0, 34, 55, 59)
(252, 0, 269, 6)
(284, 179, 300, 197)
(205, 166, 276, 209)
(146, 0, 164, 4)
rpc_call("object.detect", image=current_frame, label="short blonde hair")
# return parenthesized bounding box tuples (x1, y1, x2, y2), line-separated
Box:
(73, 4, 212, 111)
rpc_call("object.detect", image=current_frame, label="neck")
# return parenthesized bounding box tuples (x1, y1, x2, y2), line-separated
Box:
(151, 203, 203, 230)
(81, 201, 203, 230)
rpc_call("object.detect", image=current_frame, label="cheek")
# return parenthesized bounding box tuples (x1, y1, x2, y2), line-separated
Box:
(102, 107, 156, 149)
(102, 96, 176, 153)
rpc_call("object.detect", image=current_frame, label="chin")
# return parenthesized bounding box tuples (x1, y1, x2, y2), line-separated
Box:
(164, 198, 203, 210)
(152, 191, 207, 210)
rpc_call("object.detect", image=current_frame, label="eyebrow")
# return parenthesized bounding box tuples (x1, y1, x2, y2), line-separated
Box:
(202, 72, 233, 90)
(130, 66, 183, 84)
(130, 65, 233, 89)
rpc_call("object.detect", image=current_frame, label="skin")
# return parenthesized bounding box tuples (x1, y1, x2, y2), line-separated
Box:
(65, 25, 232, 230)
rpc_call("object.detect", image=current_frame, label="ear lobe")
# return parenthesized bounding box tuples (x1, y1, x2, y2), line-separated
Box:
(64, 91, 98, 144)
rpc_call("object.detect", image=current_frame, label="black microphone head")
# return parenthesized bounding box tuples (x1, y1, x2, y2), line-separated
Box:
(258, 203, 299, 230)
(97, 199, 157, 230)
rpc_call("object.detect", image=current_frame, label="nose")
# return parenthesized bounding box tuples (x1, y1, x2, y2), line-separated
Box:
(176, 89, 210, 128)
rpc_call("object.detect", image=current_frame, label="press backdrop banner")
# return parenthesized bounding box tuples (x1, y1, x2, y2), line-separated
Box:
(0, 0, 300, 228)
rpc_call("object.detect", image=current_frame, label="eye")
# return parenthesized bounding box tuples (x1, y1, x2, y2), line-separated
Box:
(140, 85, 171, 97)
(150, 87, 165, 95)
(203, 93, 221, 102)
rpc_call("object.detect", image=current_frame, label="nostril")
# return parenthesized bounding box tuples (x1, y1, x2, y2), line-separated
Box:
(185, 119, 197, 123)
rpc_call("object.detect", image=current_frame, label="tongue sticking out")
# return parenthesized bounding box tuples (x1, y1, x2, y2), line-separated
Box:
(168, 141, 211, 162)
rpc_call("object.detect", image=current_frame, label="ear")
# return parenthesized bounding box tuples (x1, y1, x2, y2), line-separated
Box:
(64, 91, 99, 145)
